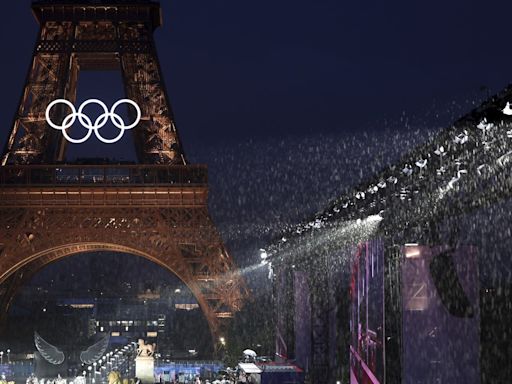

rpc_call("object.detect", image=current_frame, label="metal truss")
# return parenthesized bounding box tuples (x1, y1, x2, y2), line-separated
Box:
(0, 170, 246, 338)
(269, 85, 512, 256)
(2, 1, 185, 165)
(0, 1, 247, 343)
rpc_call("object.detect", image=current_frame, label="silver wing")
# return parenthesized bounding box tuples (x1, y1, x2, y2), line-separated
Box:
(34, 332, 65, 365)
(80, 334, 110, 364)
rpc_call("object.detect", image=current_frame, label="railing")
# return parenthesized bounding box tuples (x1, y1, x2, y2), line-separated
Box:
(0, 164, 208, 186)
(36, 40, 153, 54)
(350, 345, 381, 384)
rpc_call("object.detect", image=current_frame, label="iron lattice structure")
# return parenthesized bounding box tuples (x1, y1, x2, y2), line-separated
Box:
(0, 1, 246, 341)
(3, 0, 184, 165)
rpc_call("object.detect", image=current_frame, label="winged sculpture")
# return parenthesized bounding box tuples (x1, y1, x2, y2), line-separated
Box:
(34, 332, 110, 365)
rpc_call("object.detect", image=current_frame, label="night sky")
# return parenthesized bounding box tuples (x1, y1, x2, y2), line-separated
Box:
(1, 0, 512, 280)
(1, 0, 512, 150)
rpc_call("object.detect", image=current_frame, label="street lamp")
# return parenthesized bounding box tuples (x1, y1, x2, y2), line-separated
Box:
(0, 351, 4, 365)
(6, 349, 10, 364)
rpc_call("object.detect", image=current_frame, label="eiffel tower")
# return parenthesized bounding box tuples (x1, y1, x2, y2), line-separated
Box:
(0, 0, 245, 344)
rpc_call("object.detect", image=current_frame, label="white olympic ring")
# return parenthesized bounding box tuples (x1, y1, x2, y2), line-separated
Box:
(45, 98, 141, 144)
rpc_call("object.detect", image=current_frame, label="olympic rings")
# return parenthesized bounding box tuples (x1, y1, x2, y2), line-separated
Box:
(45, 98, 141, 144)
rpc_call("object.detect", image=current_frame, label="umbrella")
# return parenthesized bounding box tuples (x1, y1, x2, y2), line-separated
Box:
(243, 349, 257, 357)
